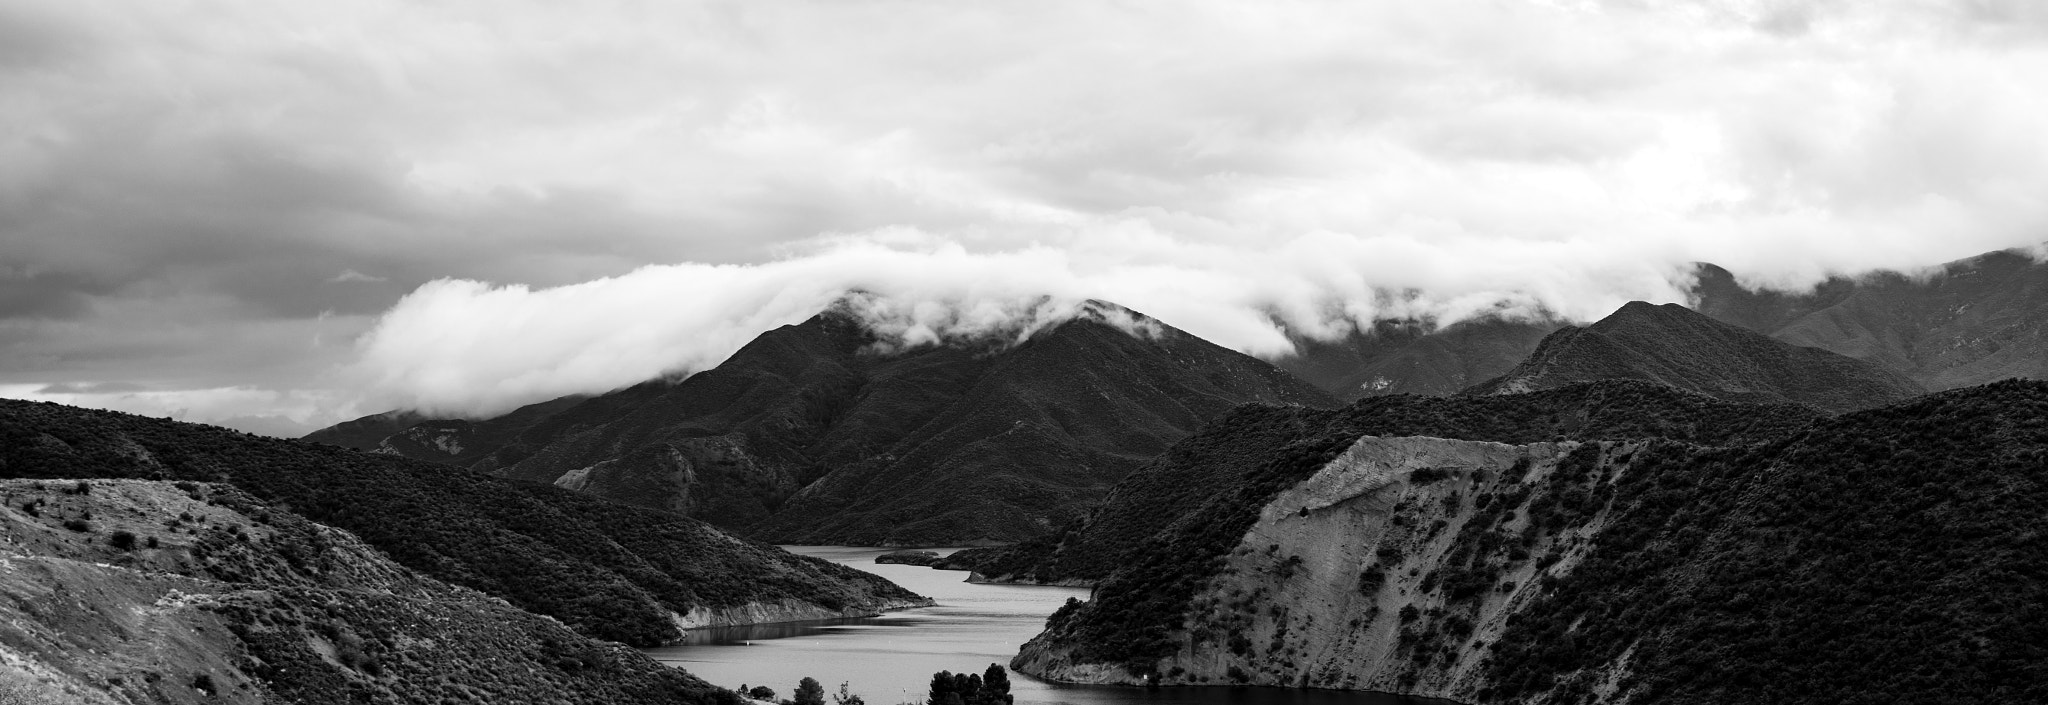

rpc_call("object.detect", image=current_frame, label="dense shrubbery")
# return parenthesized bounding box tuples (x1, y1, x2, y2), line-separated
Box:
(1481, 379, 2048, 705)
(1031, 378, 2048, 705)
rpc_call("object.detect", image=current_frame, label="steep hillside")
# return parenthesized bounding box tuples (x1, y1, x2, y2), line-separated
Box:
(0, 400, 929, 647)
(365, 395, 588, 466)
(318, 299, 1335, 545)
(1463, 301, 1922, 412)
(299, 410, 425, 451)
(1276, 317, 1564, 401)
(0, 479, 743, 705)
(1691, 248, 2048, 390)
(1009, 380, 2048, 705)
(947, 380, 1818, 586)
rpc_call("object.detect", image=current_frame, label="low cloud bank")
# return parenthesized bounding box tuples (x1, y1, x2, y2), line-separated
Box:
(351, 233, 2044, 418)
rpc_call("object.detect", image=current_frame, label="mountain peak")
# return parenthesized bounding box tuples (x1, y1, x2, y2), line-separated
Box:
(1464, 300, 1922, 412)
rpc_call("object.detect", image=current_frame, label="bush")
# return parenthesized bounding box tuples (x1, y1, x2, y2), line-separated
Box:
(62, 519, 89, 533)
(110, 531, 136, 550)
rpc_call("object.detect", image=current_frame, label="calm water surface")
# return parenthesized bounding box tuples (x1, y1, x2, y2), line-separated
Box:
(644, 547, 1452, 705)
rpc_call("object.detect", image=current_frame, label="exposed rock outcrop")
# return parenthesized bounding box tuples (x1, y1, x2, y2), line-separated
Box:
(1016, 435, 1614, 700)
(0, 479, 743, 705)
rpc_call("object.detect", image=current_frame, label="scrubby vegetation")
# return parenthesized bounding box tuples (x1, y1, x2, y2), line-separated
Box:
(0, 399, 922, 646)
(956, 379, 1815, 585)
(1022, 378, 2048, 705)
(1481, 380, 2048, 704)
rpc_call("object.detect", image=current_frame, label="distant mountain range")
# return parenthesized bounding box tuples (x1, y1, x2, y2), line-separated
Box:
(309, 248, 2046, 547)
(1273, 247, 2048, 402)
(314, 300, 1333, 545)
(1691, 247, 2048, 391)
(1276, 317, 1565, 401)
(1463, 301, 1923, 412)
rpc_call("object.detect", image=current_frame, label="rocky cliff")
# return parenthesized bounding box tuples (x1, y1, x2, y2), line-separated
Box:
(1015, 435, 1616, 699)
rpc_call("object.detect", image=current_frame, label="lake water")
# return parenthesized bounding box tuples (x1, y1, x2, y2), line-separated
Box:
(644, 546, 1455, 705)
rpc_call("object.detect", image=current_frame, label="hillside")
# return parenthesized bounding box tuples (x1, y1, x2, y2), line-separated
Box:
(0, 400, 929, 647)
(1462, 301, 1922, 413)
(1691, 248, 2048, 390)
(314, 299, 1335, 545)
(0, 478, 743, 705)
(946, 380, 1819, 586)
(1006, 380, 2048, 705)
(1275, 317, 1564, 401)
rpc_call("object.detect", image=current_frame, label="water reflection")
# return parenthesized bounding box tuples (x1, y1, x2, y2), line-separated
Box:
(644, 546, 1452, 705)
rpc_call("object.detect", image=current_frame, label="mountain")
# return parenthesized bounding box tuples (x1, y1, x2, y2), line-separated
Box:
(1462, 301, 1923, 412)
(0, 478, 744, 705)
(1691, 248, 2048, 390)
(944, 380, 1820, 586)
(1004, 380, 2048, 705)
(1274, 316, 1565, 401)
(0, 399, 928, 647)
(314, 299, 1336, 545)
(300, 409, 426, 451)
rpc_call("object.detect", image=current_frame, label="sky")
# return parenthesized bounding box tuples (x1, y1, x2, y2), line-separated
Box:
(3, 0, 2046, 435)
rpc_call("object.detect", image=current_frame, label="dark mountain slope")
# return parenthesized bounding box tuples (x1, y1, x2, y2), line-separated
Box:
(1692, 248, 2048, 390)
(301, 409, 426, 451)
(1009, 380, 2048, 705)
(1275, 317, 1565, 401)
(0, 400, 927, 647)
(754, 313, 1334, 544)
(1478, 380, 2048, 704)
(949, 380, 1820, 585)
(342, 300, 1335, 545)
(367, 394, 588, 466)
(0, 479, 742, 705)
(1464, 301, 1922, 412)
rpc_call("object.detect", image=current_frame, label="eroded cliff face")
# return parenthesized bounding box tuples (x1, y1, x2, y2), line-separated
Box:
(1016, 435, 1635, 701)
(0, 479, 741, 704)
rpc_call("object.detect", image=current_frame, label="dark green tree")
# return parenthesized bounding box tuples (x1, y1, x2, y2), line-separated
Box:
(926, 671, 961, 705)
(978, 665, 1013, 705)
(793, 677, 825, 705)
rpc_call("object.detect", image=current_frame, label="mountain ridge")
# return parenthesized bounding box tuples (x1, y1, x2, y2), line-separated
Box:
(312, 299, 1337, 545)
(1463, 301, 1923, 412)
(0, 399, 928, 647)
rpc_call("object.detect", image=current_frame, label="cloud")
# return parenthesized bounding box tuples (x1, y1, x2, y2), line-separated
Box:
(330, 269, 389, 284)
(4, 0, 2048, 423)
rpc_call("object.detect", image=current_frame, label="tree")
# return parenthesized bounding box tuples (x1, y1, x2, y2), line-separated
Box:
(978, 665, 1013, 705)
(746, 685, 775, 701)
(793, 677, 825, 705)
(830, 682, 864, 705)
(926, 671, 960, 705)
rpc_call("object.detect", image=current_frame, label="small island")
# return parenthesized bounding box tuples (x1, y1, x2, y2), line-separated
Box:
(875, 549, 943, 566)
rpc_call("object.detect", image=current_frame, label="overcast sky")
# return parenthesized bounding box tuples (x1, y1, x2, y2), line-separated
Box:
(3, 0, 2046, 435)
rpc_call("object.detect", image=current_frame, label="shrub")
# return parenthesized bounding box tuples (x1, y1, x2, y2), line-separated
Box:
(110, 531, 137, 550)
(62, 519, 90, 532)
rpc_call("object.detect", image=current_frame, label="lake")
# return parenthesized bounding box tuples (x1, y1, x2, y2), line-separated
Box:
(644, 546, 1455, 705)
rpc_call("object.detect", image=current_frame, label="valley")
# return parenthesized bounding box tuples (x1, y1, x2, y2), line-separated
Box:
(8, 251, 2047, 705)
